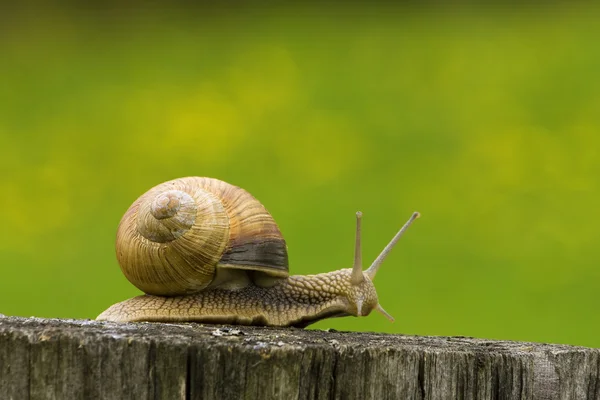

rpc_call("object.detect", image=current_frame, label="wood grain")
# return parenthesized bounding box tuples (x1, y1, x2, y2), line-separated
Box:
(0, 316, 598, 400)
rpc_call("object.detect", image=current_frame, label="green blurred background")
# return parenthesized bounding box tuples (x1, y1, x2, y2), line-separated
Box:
(1, 3, 599, 347)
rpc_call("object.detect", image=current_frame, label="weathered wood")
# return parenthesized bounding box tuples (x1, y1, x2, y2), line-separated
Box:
(0, 316, 598, 400)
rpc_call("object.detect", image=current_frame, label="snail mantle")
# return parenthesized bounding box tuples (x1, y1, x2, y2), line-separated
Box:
(1, 316, 599, 400)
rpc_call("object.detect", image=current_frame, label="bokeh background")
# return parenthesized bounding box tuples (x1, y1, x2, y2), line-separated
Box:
(1, 3, 599, 347)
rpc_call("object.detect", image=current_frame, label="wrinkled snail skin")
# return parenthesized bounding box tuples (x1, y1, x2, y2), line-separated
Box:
(97, 269, 378, 327)
(97, 176, 420, 327)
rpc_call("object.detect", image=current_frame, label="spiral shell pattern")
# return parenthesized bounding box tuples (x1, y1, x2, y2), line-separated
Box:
(115, 177, 288, 296)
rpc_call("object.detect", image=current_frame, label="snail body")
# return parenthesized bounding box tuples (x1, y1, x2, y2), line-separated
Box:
(97, 177, 420, 327)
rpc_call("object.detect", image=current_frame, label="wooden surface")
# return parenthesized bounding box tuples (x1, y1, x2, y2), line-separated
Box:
(0, 316, 598, 400)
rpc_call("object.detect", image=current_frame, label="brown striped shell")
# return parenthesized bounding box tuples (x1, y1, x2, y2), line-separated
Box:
(115, 177, 289, 296)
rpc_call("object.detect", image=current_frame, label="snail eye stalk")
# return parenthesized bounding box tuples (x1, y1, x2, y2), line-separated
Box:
(365, 212, 420, 281)
(350, 211, 364, 285)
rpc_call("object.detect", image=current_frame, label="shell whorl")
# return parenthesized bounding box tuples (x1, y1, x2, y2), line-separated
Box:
(115, 177, 289, 296)
(137, 190, 198, 243)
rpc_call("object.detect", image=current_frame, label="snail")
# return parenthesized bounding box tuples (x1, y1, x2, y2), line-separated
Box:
(97, 177, 420, 327)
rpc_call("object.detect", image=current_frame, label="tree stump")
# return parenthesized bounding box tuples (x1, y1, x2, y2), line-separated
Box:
(0, 316, 598, 399)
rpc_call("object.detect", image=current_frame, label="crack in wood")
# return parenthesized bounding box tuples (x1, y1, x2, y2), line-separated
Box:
(0, 317, 599, 400)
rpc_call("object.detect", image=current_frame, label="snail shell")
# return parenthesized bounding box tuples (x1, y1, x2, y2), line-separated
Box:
(116, 177, 289, 296)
